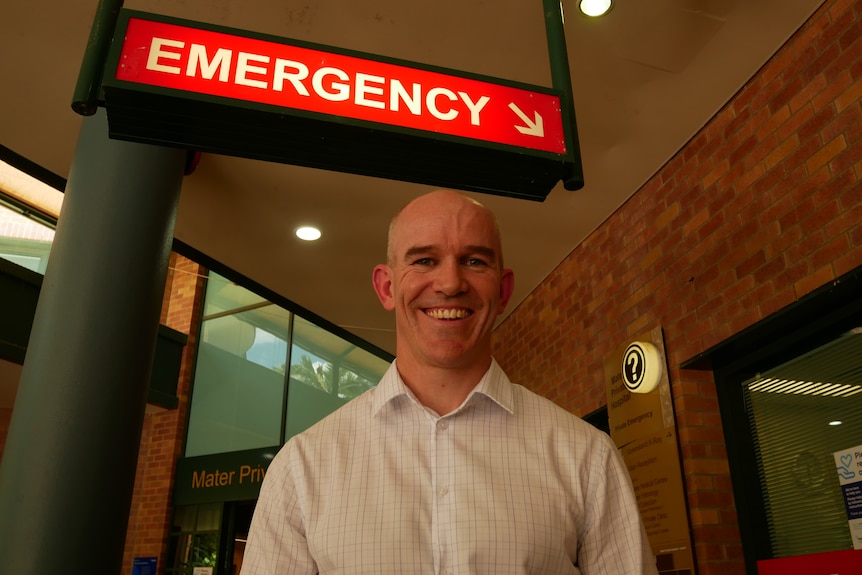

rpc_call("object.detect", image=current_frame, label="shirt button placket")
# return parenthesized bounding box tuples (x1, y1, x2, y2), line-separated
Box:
(435, 417, 453, 575)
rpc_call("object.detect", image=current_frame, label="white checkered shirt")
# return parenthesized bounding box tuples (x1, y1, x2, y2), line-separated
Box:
(240, 359, 657, 575)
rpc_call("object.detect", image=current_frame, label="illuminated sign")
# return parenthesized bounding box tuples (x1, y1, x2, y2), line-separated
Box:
(116, 16, 566, 155)
(103, 10, 582, 200)
(604, 328, 695, 574)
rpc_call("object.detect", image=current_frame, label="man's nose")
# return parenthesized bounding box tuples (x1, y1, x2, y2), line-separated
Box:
(434, 259, 468, 295)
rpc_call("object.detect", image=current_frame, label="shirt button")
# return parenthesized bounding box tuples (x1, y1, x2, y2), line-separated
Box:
(438, 486, 449, 497)
(437, 420, 449, 431)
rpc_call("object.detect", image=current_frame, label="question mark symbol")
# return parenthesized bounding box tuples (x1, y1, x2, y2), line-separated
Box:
(623, 342, 662, 394)
(627, 351, 640, 381)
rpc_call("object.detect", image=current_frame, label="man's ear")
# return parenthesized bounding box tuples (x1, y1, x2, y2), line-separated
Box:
(497, 269, 515, 314)
(372, 264, 396, 311)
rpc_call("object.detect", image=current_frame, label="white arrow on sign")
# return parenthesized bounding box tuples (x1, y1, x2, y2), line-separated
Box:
(508, 103, 544, 137)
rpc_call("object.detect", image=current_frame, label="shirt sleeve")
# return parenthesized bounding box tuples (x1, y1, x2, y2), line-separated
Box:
(239, 445, 318, 575)
(577, 433, 659, 575)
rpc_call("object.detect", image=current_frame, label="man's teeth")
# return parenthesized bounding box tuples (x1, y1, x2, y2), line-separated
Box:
(426, 308, 471, 320)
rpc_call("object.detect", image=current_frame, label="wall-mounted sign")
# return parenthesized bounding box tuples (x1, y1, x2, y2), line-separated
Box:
(604, 327, 694, 574)
(833, 444, 862, 549)
(174, 446, 278, 505)
(102, 10, 582, 201)
(132, 557, 157, 575)
(622, 341, 662, 394)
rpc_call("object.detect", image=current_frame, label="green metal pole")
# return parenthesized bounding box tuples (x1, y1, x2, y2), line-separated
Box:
(543, 0, 584, 190)
(71, 0, 124, 116)
(0, 108, 185, 575)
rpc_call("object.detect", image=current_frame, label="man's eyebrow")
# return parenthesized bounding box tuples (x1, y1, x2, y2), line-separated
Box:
(403, 245, 435, 260)
(402, 245, 498, 261)
(466, 246, 498, 261)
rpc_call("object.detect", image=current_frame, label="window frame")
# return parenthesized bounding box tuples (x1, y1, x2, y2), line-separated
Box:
(178, 242, 394, 457)
(684, 266, 862, 572)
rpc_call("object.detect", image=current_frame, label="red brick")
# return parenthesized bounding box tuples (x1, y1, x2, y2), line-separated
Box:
(492, 2, 859, 571)
(807, 134, 848, 173)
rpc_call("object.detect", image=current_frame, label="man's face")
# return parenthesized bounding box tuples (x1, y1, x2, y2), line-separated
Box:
(373, 191, 514, 372)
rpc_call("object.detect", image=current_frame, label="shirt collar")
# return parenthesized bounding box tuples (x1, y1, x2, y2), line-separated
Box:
(469, 358, 514, 414)
(371, 358, 514, 417)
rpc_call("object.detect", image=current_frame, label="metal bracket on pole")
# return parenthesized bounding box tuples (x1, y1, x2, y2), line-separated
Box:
(544, 0, 584, 191)
(72, 0, 124, 116)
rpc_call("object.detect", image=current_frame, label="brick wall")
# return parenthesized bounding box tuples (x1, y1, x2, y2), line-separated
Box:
(123, 254, 206, 574)
(492, 0, 861, 573)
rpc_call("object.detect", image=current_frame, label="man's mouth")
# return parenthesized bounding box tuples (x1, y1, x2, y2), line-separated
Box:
(424, 307, 473, 320)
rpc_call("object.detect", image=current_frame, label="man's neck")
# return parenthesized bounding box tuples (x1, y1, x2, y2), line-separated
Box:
(396, 358, 492, 416)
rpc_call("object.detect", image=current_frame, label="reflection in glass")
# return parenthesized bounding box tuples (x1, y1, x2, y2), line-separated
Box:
(185, 274, 289, 457)
(0, 200, 54, 273)
(186, 272, 391, 455)
(285, 316, 389, 438)
(744, 329, 862, 557)
(168, 504, 221, 575)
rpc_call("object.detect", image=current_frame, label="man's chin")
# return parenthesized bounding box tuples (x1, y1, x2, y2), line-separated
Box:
(422, 344, 486, 368)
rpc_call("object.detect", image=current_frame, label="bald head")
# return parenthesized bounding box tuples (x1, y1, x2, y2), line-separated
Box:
(386, 190, 504, 268)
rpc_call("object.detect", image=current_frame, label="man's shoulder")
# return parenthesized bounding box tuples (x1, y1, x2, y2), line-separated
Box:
(509, 382, 573, 415)
(509, 383, 608, 438)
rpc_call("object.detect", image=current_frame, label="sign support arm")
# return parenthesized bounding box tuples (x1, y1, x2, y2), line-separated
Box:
(72, 0, 124, 116)
(543, 0, 584, 190)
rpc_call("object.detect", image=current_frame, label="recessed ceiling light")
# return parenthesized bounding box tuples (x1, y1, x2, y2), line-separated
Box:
(295, 226, 321, 241)
(579, 0, 612, 17)
(829, 420, 843, 426)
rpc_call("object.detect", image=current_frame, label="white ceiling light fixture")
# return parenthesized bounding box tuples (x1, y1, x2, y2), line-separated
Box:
(295, 226, 322, 241)
(747, 378, 862, 398)
(579, 0, 612, 17)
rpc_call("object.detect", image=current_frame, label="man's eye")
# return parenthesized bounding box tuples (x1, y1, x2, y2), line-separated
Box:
(412, 258, 434, 266)
(465, 258, 487, 267)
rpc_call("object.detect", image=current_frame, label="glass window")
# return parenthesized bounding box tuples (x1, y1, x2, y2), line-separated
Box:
(285, 315, 389, 439)
(185, 273, 290, 457)
(167, 504, 222, 575)
(0, 200, 54, 273)
(186, 272, 391, 456)
(743, 328, 862, 557)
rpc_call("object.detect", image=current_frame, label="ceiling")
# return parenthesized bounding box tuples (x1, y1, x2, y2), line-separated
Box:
(0, 0, 825, 376)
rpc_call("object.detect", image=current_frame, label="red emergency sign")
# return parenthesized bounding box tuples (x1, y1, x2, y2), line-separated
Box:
(113, 16, 567, 155)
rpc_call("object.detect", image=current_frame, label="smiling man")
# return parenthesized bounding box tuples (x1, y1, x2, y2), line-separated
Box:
(240, 190, 658, 575)
(371, 190, 515, 415)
